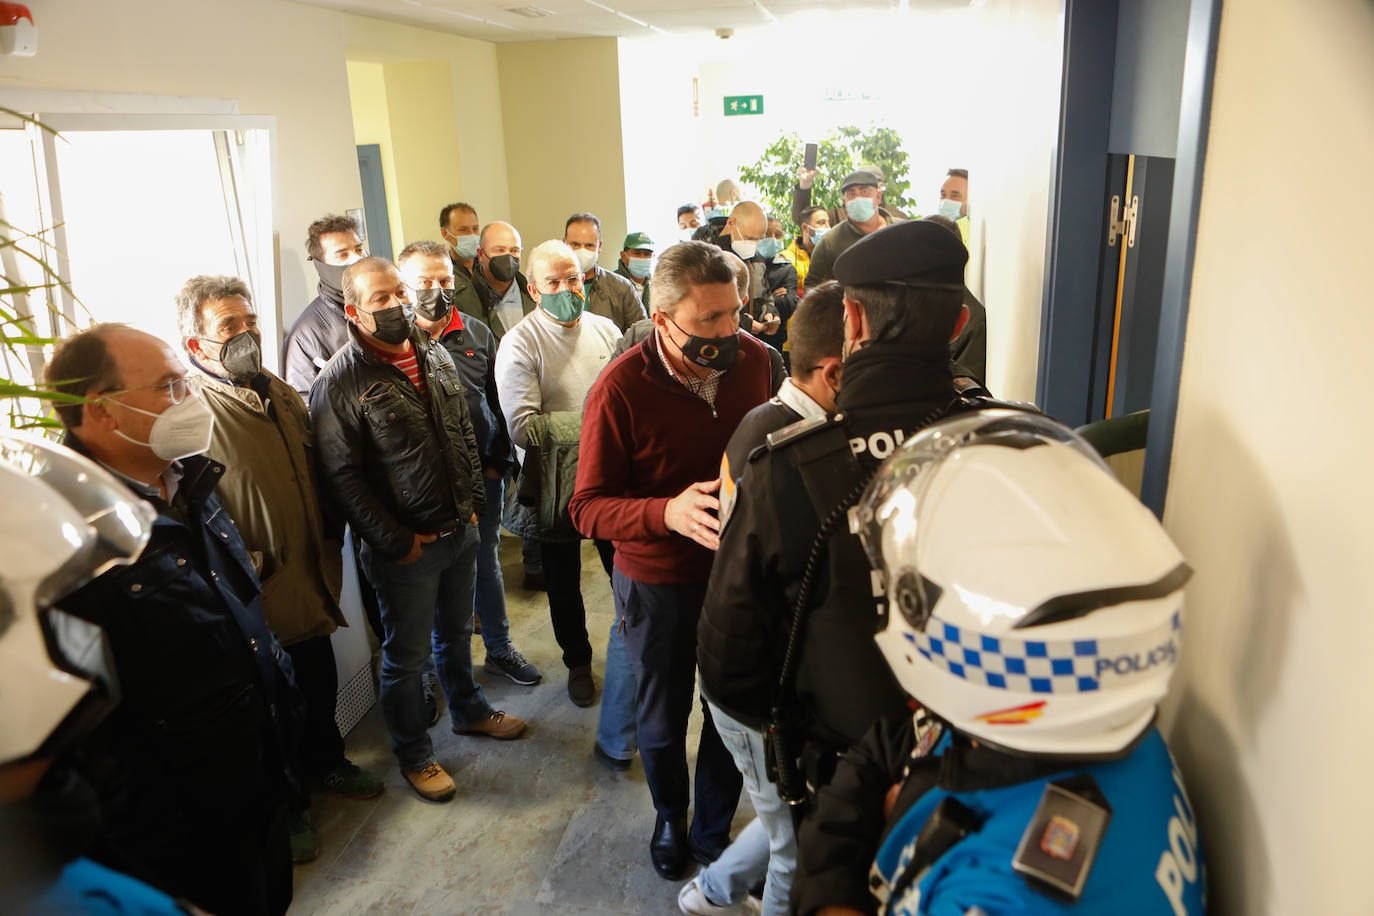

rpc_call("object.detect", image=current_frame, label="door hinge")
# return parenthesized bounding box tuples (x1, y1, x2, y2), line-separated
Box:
(1107, 194, 1140, 248)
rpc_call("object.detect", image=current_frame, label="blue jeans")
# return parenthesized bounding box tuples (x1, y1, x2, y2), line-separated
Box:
(697, 700, 797, 916)
(614, 570, 740, 850)
(473, 473, 512, 657)
(595, 601, 639, 760)
(364, 528, 492, 770)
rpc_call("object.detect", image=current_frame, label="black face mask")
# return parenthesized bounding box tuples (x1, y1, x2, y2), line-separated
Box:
(202, 330, 263, 383)
(364, 304, 414, 345)
(667, 315, 740, 370)
(413, 287, 454, 323)
(312, 258, 353, 307)
(485, 253, 518, 284)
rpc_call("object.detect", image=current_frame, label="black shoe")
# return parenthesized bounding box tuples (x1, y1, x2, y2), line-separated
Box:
(567, 664, 596, 707)
(522, 569, 548, 591)
(649, 815, 690, 880)
(688, 833, 725, 866)
(593, 742, 632, 772)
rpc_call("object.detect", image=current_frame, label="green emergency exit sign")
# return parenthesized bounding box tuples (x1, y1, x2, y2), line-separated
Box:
(723, 95, 764, 117)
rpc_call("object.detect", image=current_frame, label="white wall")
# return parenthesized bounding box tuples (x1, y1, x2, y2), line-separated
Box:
(1160, 1, 1374, 912)
(0, 0, 509, 330)
(618, 3, 1063, 400)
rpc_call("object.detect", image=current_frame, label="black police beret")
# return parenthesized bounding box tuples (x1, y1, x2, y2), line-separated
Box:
(833, 219, 968, 288)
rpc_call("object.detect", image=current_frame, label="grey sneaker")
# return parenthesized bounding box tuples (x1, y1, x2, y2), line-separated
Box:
(484, 648, 542, 686)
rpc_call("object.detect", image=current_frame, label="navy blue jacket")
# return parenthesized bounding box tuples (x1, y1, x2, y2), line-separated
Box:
(58, 445, 299, 897)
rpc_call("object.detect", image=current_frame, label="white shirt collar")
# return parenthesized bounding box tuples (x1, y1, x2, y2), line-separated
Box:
(775, 377, 828, 420)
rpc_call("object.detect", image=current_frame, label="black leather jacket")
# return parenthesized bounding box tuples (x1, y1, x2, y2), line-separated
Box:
(309, 325, 485, 560)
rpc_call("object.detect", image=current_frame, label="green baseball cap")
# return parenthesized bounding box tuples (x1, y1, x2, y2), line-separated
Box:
(622, 231, 655, 251)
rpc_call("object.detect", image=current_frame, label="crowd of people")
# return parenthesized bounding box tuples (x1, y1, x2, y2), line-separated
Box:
(1, 161, 1205, 916)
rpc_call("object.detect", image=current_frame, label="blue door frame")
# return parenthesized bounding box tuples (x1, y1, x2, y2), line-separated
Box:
(1038, 0, 1224, 517)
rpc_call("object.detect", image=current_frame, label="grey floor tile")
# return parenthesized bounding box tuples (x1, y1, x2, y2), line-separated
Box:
(288, 873, 424, 915)
(292, 538, 758, 914)
(536, 803, 689, 915)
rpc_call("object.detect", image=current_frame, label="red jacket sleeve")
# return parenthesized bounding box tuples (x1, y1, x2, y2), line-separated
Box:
(569, 372, 672, 541)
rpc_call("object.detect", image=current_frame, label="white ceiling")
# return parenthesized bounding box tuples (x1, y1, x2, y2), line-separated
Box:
(293, 0, 969, 43)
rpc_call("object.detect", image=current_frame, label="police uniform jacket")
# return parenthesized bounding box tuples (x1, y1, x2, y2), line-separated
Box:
(794, 717, 1206, 915)
(698, 340, 966, 742)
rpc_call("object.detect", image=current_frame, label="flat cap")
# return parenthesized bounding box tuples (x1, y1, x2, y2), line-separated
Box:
(833, 219, 968, 288)
(840, 169, 881, 192)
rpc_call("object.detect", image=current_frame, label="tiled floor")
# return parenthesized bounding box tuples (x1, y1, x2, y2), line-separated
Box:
(290, 538, 755, 915)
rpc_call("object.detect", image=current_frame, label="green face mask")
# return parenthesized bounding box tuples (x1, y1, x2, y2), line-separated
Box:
(540, 289, 585, 322)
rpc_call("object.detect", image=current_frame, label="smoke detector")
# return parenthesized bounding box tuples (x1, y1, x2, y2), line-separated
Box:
(715, 27, 734, 39)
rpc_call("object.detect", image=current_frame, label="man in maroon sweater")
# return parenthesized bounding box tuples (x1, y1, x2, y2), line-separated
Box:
(570, 240, 773, 881)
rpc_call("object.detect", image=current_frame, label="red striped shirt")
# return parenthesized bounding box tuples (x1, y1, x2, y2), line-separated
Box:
(362, 338, 429, 397)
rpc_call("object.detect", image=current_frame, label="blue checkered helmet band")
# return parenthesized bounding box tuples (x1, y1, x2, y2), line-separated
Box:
(903, 611, 1182, 694)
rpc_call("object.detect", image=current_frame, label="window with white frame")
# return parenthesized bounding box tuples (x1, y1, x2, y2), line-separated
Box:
(0, 112, 277, 426)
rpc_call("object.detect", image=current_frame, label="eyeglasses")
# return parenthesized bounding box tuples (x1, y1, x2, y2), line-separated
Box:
(101, 376, 192, 405)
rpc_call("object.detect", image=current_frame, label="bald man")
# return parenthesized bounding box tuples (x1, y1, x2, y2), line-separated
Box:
(474, 221, 536, 338)
(43, 323, 296, 915)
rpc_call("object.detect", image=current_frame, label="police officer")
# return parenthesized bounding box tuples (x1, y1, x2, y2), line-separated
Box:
(793, 410, 1206, 915)
(698, 219, 985, 809)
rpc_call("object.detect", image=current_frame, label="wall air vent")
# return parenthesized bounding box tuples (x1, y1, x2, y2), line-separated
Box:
(506, 6, 556, 16)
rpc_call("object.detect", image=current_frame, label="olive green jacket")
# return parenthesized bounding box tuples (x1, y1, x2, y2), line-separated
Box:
(194, 368, 345, 645)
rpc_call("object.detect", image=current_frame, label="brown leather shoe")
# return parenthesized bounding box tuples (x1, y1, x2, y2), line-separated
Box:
(402, 762, 456, 802)
(452, 710, 525, 740)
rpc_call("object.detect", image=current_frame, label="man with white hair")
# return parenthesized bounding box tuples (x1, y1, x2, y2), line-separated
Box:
(496, 240, 622, 707)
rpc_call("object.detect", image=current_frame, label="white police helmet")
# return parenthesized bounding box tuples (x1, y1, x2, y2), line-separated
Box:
(0, 432, 154, 764)
(853, 410, 1190, 758)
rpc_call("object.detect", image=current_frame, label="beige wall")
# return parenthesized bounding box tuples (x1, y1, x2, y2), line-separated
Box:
(1160, 1, 1374, 912)
(346, 60, 406, 256)
(497, 38, 626, 269)
(0, 0, 510, 328)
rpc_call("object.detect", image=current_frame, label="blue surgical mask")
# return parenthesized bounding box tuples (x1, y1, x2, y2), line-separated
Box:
(627, 256, 652, 279)
(448, 233, 479, 259)
(540, 289, 584, 322)
(809, 225, 830, 244)
(756, 237, 783, 260)
(937, 198, 965, 220)
(845, 196, 876, 223)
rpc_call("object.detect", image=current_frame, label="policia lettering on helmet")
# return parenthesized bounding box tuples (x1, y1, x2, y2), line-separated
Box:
(697, 220, 993, 817)
(794, 411, 1206, 915)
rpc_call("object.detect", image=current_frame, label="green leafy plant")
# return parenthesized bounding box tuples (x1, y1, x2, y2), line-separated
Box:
(0, 109, 83, 430)
(738, 124, 915, 237)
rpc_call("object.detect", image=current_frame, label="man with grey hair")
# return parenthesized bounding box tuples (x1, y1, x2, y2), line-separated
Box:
(495, 240, 621, 707)
(397, 241, 539, 688)
(569, 240, 772, 881)
(310, 256, 526, 804)
(179, 274, 383, 861)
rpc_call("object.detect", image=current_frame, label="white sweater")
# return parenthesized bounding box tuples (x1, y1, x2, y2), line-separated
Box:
(495, 307, 622, 462)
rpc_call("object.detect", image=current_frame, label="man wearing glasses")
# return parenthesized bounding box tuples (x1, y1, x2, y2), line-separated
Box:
(43, 324, 298, 916)
(309, 257, 525, 805)
(397, 241, 540, 689)
(494, 240, 622, 708)
(176, 275, 384, 865)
